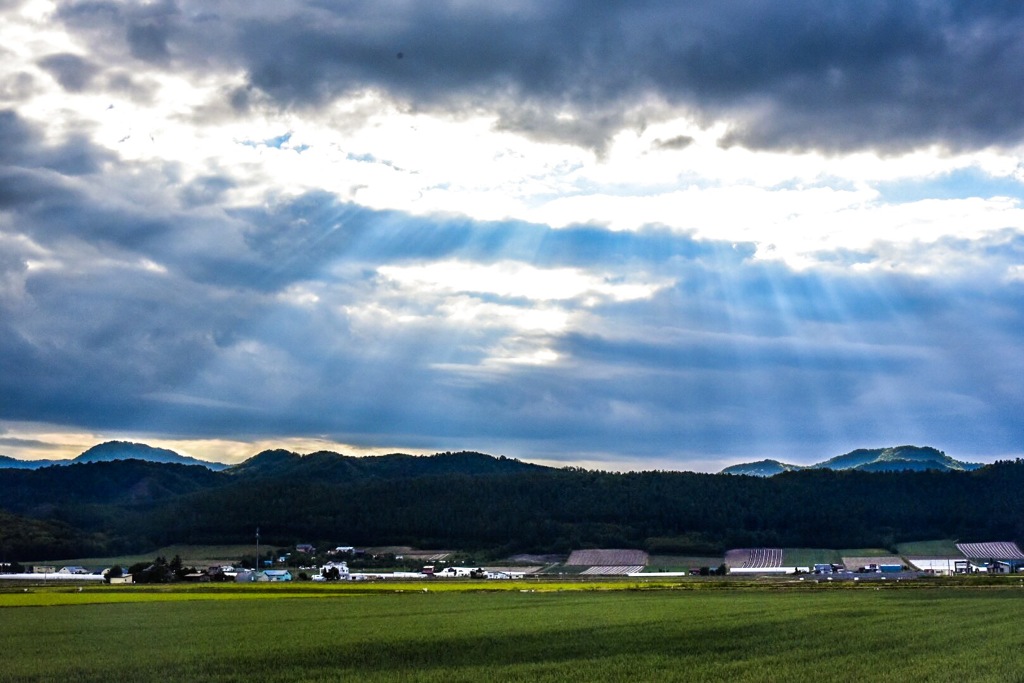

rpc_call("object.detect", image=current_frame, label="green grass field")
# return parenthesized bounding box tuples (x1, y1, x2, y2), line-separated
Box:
(34, 544, 258, 568)
(3, 582, 1024, 682)
(896, 539, 962, 556)
(644, 555, 724, 571)
(781, 547, 896, 566)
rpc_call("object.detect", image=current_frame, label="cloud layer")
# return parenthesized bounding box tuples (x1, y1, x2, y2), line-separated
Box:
(47, 0, 1024, 152)
(2, 1, 1024, 469)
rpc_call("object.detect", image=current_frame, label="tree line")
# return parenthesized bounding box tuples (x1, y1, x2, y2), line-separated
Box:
(2, 457, 1023, 560)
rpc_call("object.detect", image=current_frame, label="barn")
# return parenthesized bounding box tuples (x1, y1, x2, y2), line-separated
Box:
(955, 541, 1024, 572)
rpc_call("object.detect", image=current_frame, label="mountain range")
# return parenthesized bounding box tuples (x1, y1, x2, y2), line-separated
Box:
(0, 441, 541, 478)
(1, 441, 1021, 562)
(720, 446, 983, 476)
(1, 441, 983, 477)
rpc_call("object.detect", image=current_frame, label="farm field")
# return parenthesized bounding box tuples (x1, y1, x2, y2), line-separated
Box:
(3, 583, 1024, 681)
(782, 547, 893, 567)
(35, 544, 258, 569)
(896, 539, 961, 556)
(31, 541, 967, 573)
(564, 549, 648, 566)
(644, 555, 724, 571)
(780, 548, 840, 565)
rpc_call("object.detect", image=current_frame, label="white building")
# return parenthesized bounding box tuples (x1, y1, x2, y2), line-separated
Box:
(317, 561, 350, 580)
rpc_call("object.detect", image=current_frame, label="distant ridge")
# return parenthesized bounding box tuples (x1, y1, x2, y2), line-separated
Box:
(0, 442, 539, 475)
(226, 448, 546, 481)
(0, 454, 60, 469)
(0, 441, 228, 471)
(721, 446, 983, 476)
(73, 441, 230, 470)
(0, 442, 986, 477)
(719, 459, 804, 477)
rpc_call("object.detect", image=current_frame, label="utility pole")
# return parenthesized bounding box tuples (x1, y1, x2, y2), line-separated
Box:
(256, 527, 260, 571)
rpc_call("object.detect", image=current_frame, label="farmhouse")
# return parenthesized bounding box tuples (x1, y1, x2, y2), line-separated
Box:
(259, 570, 293, 582)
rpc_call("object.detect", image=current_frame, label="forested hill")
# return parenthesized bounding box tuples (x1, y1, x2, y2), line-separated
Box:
(0, 454, 60, 469)
(226, 449, 547, 481)
(73, 441, 230, 470)
(0, 460, 226, 511)
(0, 441, 229, 471)
(0, 451, 547, 512)
(721, 446, 982, 475)
(2, 454, 1023, 561)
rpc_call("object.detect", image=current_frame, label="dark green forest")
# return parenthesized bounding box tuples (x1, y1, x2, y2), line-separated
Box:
(2, 451, 1023, 560)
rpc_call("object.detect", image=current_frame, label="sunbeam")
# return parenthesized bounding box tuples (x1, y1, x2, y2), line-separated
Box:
(2, 1, 1024, 469)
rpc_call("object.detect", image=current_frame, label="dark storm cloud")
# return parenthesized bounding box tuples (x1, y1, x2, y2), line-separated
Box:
(125, 14, 173, 63)
(653, 135, 695, 151)
(53, 0, 1024, 152)
(0, 109, 111, 175)
(3, 91, 1024, 462)
(0, 436, 55, 449)
(54, 0, 177, 61)
(4, 179, 1024, 459)
(37, 53, 99, 92)
(178, 175, 235, 208)
(556, 329, 919, 375)
(1, 268, 255, 427)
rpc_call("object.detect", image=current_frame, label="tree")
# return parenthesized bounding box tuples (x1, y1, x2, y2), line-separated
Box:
(105, 565, 124, 582)
(127, 557, 173, 583)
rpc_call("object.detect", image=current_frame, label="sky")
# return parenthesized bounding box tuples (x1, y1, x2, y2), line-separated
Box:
(2, 0, 1024, 471)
